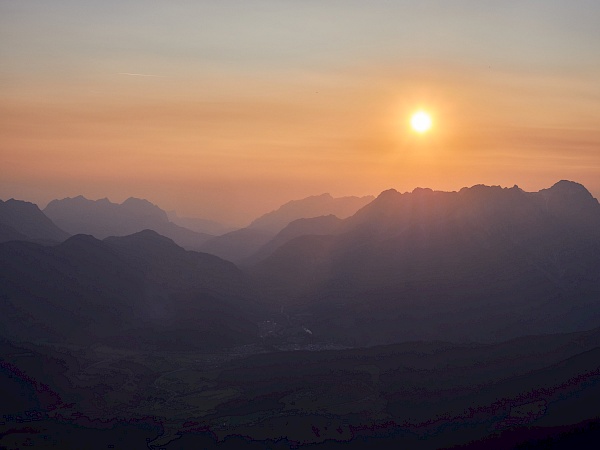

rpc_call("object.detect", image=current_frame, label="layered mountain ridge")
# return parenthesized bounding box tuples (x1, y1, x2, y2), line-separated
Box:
(0, 198, 69, 243)
(44, 195, 213, 250)
(249, 181, 600, 345)
(0, 230, 257, 347)
(1, 180, 599, 348)
(200, 193, 374, 262)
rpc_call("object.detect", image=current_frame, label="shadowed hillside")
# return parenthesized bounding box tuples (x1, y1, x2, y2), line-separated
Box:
(0, 231, 258, 348)
(249, 181, 600, 345)
(0, 198, 69, 243)
(201, 193, 373, 263)
(247, 193, 374, 232)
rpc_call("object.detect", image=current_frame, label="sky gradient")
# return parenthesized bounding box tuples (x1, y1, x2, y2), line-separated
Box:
(2, 1, 600, 225)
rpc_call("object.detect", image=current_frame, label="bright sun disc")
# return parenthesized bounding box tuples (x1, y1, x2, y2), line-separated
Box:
(411, 111, 432, 133)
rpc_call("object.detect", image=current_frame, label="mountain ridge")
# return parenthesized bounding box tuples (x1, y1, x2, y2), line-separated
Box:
(247, 193, 374, 232)
(0, 198, 69, 243)
(0, 229, 258, 347)
(44, 195, 213, 250)
(248, 180, 600, 346)
(200, 193, 374, 262)
(2, 180, 599, 347)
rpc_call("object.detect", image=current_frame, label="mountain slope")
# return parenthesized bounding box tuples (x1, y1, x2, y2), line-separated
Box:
(0, 222, 28, 243)
(247, 193, 374, 232)
(103, 229, 248, 298)
(200, 193, 373, 263)
(0, 198, 69, 243)
(0, 231, 258, 347)
(244, 214, 343, 265)
(249, 181, 600, 345)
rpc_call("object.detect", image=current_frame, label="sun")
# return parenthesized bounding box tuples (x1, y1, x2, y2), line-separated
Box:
(410, 111, 432, 134)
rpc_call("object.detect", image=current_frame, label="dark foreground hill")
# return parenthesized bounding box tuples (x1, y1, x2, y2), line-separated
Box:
(44, 195, 213, 250)
(1, 327, 599, 448)
(0, 230, 258, 348)
(249, 181, 600, 345)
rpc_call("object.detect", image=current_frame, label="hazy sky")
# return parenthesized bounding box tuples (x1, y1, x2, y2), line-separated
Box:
(2, 1, 600, 225)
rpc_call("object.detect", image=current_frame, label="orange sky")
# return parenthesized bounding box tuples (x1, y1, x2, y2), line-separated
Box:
(2, 2, 600, 225)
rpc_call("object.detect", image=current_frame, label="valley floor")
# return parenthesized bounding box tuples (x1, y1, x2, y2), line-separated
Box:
(2, 330, 600, 449)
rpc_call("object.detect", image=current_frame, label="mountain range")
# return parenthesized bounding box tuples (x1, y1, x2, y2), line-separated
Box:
(2, 180, 599, 348)
(44, 196, 213, 250)
(2, 180, 600, 448)
(250, 181, 600, 345)
(38, 193, 373, 260)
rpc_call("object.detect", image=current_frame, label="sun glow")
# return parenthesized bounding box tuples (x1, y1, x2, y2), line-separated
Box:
(410, 111, 432, 133)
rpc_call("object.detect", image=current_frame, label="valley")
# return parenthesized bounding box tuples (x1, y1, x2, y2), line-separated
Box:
(2, 326, 600, 448)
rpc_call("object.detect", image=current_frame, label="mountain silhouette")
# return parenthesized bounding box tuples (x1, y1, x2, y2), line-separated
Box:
(0, 230, 257, 348)
(44, 195, 213, 250)
(3, 181, 600, 449)
(5, 181, 598, 348)
(103, 229, 249, 297)
(247, 192, 374, 232)
(243, 214, 343, 265)
(201, 193, 373, 262)
(0, 198, 69, 243)
(250, 181, 600, 345)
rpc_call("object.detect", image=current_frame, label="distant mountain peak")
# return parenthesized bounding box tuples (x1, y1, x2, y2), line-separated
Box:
(460, 184, 503, 193)
(552, 179, 585, 188)
(347, 181, 600, 235)
(411, 187, 434, 195)
(537, 180, 598, 214)
(120, 197, 166, 219)
(0, 198, 69, 243)
(3, 198, 37, 208)
(376, 188, 399, 198)
(548, 180, 593, 198)
(44, 196, 212, 249)
(123, 197, 155, 206)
